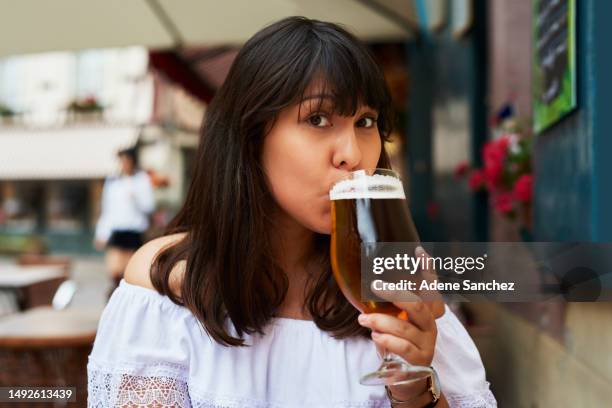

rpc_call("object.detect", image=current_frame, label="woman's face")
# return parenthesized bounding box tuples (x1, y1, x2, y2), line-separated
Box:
(262, 84, 382, 235)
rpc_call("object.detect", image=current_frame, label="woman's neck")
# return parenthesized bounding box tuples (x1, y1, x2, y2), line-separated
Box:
(275, 222, 315, 271)
(271, 210, 318, 320)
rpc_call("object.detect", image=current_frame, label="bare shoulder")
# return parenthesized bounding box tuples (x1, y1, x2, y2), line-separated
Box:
(124, 232, 187, 294)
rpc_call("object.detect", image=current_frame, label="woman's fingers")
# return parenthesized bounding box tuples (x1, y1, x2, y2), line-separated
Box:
(370, 283, 436, 331)
(358, 313, 428, 350)
(369, 284, 439, 331)
(370, 331, 431, 367)
(392, 300, 435, 332)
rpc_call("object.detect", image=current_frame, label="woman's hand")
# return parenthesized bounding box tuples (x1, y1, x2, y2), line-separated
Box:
(358, 300, 437, 366)
(358, 301, 438, 404)
(357, 247, 445, 406)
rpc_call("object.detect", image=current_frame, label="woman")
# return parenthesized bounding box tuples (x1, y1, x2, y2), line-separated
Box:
(93, 147, 155, 297)
(87, 17, 496, 407)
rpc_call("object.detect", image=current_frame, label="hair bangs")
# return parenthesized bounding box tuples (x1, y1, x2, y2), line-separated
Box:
(292, 27, 393, 140)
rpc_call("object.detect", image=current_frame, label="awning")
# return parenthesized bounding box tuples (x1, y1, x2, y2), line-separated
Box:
(0, 0, 417, 58)
(0, 126, 140, 180)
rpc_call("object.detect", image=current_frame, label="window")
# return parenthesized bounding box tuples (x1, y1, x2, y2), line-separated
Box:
(46, 182, 88, 232)
(0, 182, 42, 232)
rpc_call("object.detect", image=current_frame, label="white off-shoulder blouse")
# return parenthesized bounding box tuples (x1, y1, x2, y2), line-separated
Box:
(87, 280, 496, 407)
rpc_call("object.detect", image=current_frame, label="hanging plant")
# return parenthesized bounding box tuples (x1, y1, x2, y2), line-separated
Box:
(67, 95, 104, 113)
(455, 114, 534, 237)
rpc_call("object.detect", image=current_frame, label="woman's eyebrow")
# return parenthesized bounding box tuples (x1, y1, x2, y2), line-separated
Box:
(359, 107, 379, 115)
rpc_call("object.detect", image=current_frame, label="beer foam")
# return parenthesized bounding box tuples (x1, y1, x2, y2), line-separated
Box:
(329, 174, 406, 200)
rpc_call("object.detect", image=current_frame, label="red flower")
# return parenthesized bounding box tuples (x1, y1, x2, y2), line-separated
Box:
(483, 137, 510, 163)
(454, 161, 470, 178)
(513, 174, 533, 203)
(468, 170, 486, 191)
(482, 137, 510, 189)
(483, 161, 503, 190)
(493, 192, 514, 214)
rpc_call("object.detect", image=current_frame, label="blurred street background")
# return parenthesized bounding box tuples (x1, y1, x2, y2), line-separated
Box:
(1, 1, 611, 406)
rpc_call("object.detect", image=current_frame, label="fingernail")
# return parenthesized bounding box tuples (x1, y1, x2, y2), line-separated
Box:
(358, 314, 368, 324)
(371, 331, 380, 339)
(397, 310, 409, 321)
(415, 246, 425, 256)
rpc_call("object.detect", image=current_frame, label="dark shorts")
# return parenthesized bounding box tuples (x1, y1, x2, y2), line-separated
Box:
(107, 230, 144, 250)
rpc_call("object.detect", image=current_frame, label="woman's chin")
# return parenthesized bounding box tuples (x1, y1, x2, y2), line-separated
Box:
(312, 214, 332, 235)
(315, 225, 332, 235)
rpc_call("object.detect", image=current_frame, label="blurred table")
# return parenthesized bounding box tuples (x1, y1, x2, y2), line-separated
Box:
(0, 265, 67, 311)
(0, 305, 100, 346)
(0, 306, 102, 407)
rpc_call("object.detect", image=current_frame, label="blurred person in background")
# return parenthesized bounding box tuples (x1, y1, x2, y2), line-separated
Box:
(93, 146, 155, 298)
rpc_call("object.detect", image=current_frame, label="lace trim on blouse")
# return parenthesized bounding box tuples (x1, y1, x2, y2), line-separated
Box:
(88, 359, 191, 407)
(87, 360, 394, 407)
(88, 359, 496, 408)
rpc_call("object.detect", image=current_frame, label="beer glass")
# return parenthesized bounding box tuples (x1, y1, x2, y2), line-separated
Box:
(330, 168, 433, 386)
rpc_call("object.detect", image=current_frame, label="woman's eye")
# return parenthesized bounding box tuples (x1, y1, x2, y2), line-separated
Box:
(357, 117, 377, 128)
(308, 114, 331, 127)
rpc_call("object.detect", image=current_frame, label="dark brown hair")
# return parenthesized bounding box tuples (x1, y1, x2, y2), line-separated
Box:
(151, 16, 394, 346)
(117, 146, 139, 169)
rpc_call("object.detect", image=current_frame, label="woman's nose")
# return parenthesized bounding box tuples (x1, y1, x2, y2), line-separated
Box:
(332, 127, 362, 171)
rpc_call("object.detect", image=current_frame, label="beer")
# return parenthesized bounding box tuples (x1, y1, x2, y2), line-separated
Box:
(330, 169, 433, 386)
(330, 173, 420, 317)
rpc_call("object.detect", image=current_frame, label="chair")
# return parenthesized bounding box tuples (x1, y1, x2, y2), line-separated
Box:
(51, 280, 78, 310)
(14, 255, 72, 310)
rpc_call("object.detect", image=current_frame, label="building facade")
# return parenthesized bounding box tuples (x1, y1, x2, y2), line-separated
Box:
(0, 48, 203, 254)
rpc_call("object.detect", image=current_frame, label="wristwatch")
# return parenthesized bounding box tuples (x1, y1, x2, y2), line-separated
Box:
(425, 366, 441, 406)
(385, 366, 441, 407)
